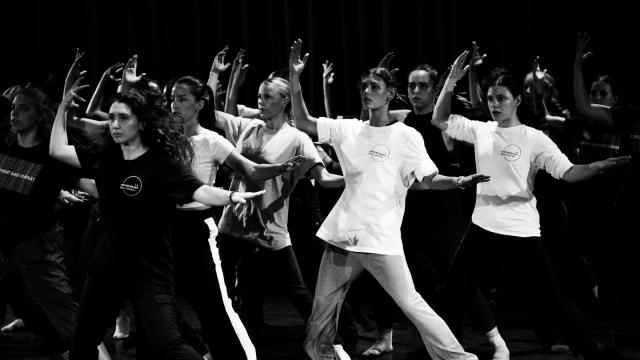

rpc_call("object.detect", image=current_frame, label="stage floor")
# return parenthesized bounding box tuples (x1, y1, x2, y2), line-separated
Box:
(2, 289, 639, 360)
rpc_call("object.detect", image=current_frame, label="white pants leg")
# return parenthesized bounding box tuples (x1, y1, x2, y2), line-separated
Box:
(362, 253, 477, 360)
(304, 245, 365, 360)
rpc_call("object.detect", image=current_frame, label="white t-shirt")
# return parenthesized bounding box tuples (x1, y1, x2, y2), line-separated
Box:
(316, 117, 438, 255)
(216, 112, 322, 250)
(179, 128, 235, 210)
(445, 114, 573, 237)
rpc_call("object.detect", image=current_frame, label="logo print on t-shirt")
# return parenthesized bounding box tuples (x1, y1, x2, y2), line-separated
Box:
(368, 144, 390, 162)
(500, 144, 521, 162)
(120, 176, 142, 196)
(0, 154, 43, 195)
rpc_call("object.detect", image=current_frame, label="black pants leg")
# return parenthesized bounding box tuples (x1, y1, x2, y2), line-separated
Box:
(171, 212, 250, 360)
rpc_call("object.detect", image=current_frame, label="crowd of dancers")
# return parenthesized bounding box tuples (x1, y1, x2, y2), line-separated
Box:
(1, 33, 638, 360)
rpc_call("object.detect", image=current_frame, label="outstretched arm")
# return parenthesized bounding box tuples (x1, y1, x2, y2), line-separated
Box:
(412, 172, 490, 190)
(562, 156, 630, 183)
(289, 39, 319, 137)
(572, 33, 614, 127)
(193, 186, 265, 206)
(432, 51, 470, 131)
(224, 151, 312, 181)
(309, 164, 344, 188)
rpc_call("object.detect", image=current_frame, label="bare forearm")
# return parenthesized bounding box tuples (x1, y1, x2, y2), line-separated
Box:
(468, 70, 483, 109)
(562, 163, 600, 183)
(50, 107, 81, 168)
(420, 174, 459, 190)
(290, 76, 319, 136)
(323, 82, 336, 118)
(432, 78, 455, 130)
(192, 185, 234, 206)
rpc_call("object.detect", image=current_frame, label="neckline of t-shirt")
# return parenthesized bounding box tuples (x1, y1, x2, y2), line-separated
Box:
(364, 120, 400, 128)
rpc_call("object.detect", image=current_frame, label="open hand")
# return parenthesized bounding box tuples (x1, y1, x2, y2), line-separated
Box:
(231, 190, 266, 204)
(289, 39, 309, 78)
(458, 173, 491, 188)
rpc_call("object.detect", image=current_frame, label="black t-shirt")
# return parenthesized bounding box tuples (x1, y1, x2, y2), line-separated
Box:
(402, 111, 477, 231)
(403, 111, 475, 176)
(0, 142, 74, 252)
(612, 105, 640, 181)
(78, 145, 203, 290)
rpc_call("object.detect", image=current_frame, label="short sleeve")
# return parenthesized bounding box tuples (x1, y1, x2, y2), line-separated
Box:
(208, 130, 235, 164)
(162, 160, 205, 205)
(293, 131, 324, 181)
(445, 114, 478, 144)
(317, 117, 361, 145)
(532, 131, 573, 180)
(215, 111, 258, 146)
(404, 129, 438, 185)
(76, 147, 101, 180)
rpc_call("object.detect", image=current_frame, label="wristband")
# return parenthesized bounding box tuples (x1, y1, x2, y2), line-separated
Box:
(229, 191, 236, 204)
(455, 177, 465, 189)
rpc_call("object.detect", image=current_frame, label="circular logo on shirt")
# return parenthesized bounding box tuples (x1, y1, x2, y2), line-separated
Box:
(500, 144, 521, 162)
(120, 176, 142, 196)
(368, 144, 390, 162)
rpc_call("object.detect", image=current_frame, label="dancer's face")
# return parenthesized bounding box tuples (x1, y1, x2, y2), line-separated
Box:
(257, 84, 288, 121)
(407, 70, 436, 112)
(171, 83, 202, 124)
(487, 86, 520, 124)
(590, 81, 617, 107)
(10, 94, 40, 134)
(108, 101, 142, 145)
(360, 75, 393, 110)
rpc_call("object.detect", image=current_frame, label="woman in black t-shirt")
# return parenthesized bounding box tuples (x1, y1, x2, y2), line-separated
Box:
(50, 62, 264, 359)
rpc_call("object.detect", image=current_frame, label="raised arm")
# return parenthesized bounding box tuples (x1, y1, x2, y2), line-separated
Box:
(572, 33, 614, 127)
(50, 76, 90, 168)
(432, 51, 470, 131)
(87, 62, 123, 120)
(63, 49, 86, 98)
(468, 41, 487, 109)
(207, 46, 231, 121)
(289, 39, 319, 137)
(224, 49, 249, 115)
(322, 60, 337, 118)
(119, 55, 145, 93)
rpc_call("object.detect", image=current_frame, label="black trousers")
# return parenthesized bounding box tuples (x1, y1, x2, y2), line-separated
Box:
(218, 234, 314, 336)
(0, 225, 77, 353)
(441, 223, 599, 357)
(169, 210, 251, 359)
(70, 270, 201, 360)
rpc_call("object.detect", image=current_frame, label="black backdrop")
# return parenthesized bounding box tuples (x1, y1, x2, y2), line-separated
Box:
(1, 0, 637, 117)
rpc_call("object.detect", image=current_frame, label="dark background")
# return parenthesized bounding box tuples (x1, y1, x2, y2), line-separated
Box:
(1, 0, 637, 117)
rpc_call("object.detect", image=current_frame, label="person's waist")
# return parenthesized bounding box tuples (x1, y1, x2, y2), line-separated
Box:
(174, 207, 216, 221)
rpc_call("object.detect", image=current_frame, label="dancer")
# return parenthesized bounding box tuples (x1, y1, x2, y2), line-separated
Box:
(434, 50, 629, 360)
(289, 39, 485, 360)
(49, 57, 265, 359)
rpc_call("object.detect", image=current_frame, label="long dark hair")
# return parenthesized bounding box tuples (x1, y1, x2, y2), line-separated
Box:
(109, 89, 194, 169)
(173, 75, 216, 130)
